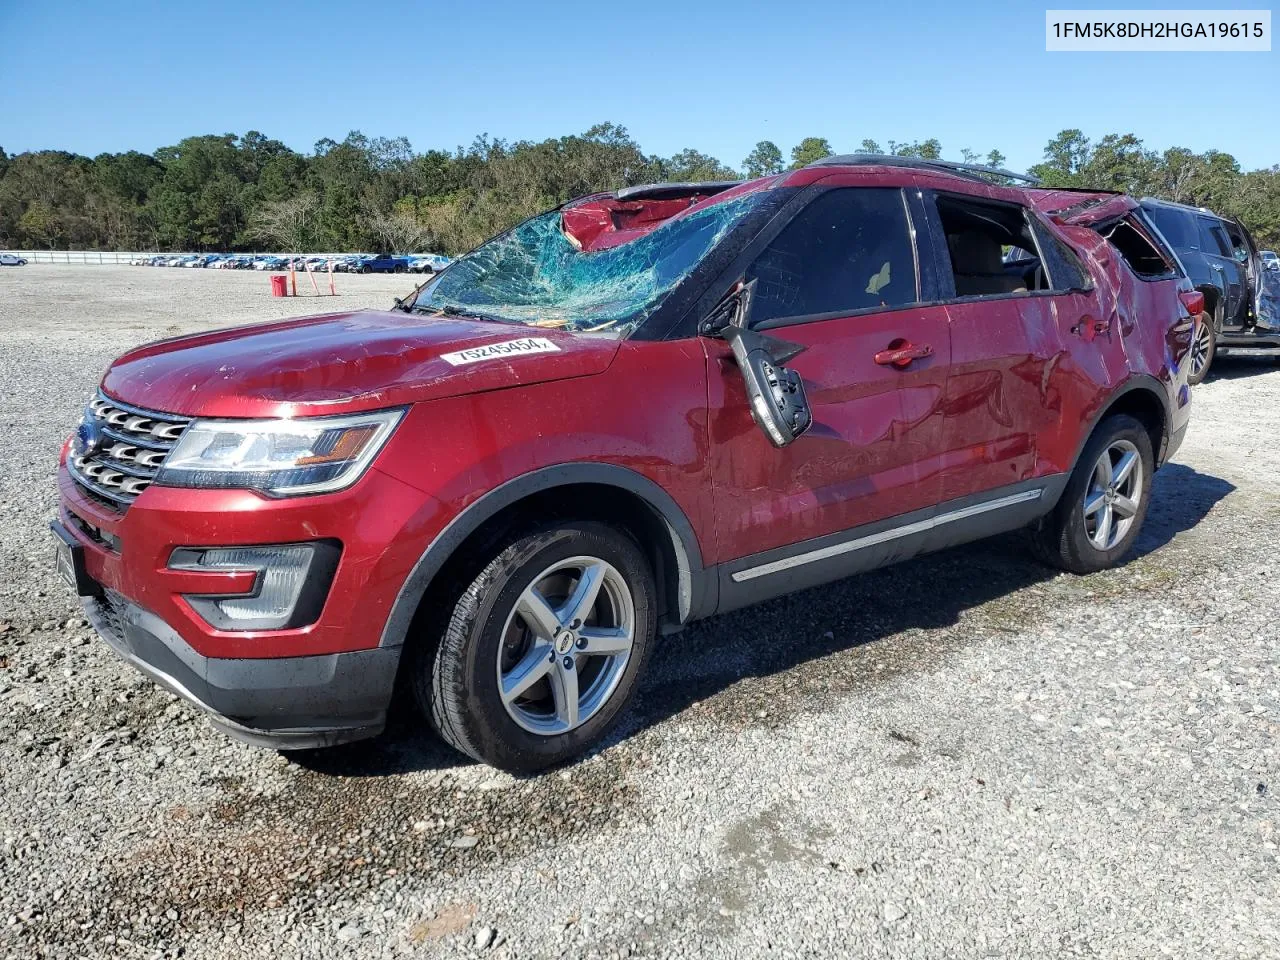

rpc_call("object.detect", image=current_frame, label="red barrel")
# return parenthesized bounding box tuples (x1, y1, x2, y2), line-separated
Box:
(270, 274, 288, 297)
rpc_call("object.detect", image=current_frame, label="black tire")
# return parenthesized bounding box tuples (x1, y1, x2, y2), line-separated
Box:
(416, 522, 657, 772)
(360, 265, 371, 274)
(394, 265, 406, 274)
(1030, 414, 1154, 574)
(1187, 308, 1217, 386)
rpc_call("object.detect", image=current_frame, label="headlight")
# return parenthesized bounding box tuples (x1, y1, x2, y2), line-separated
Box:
(155, 408, 404, 496)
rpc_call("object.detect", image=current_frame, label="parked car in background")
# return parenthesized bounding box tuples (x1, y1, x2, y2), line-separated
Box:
(53, 157, 1196, 772)
(253, 256, 286, 271)
(409, 254, 451, 274)
(360, 253, 409, 273)
(1140, 198, 1272, 382)
(1263, 250, 1279, 271)
(0, 253, 28, 266)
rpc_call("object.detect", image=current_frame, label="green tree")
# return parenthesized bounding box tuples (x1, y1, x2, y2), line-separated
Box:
(661, 148, 738, 182)
(789, 137, 833, 169)
(1030, 129, 1092, 186)
(743, 141, 783, 178)
(888, 138, 942, 160)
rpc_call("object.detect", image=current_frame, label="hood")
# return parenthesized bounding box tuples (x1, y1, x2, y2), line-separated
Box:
(100, 310, 622, 418)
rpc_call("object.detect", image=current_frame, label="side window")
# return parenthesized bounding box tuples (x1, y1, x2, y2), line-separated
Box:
(1101, 217, 1176, 280)
(1199, 218, 1231, 257)
(934, 193, 1058, 297)
(1144, 206, 1198, 251)
(745, 188, 918, 325)
(1027, 217, 1093, 291)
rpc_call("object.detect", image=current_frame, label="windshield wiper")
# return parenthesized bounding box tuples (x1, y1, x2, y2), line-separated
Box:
(413, 304, 515, 325)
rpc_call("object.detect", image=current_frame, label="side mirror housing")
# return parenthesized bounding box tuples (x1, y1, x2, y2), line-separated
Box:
(723, 326, 813, 447)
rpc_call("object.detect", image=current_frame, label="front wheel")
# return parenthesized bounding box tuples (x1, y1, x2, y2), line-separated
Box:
(1030, 414, 1154, 574)
(1187, 310, 1216, 385)
(417, 522, 657, 772)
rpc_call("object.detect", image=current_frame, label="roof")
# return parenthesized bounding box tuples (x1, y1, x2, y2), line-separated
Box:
(806, 154, 1041, 186)
(1138, 196, 1217, 216)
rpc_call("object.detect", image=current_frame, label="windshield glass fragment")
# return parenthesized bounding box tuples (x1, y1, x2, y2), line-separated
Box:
(409, 194, 762, 336)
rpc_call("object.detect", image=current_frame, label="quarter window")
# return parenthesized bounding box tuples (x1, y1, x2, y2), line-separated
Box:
(745, 188, 919, 324)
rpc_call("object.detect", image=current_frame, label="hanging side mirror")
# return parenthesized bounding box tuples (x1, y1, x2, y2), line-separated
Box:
(704, 280, 811, 448)
(723, 325, 812, 447)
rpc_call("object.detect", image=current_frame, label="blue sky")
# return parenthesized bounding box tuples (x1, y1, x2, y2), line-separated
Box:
(2, 0, 1276, 173)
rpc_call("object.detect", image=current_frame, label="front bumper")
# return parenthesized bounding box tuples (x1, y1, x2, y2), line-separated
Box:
(53, 453, 445, 749)
(82, 585, 400, 749)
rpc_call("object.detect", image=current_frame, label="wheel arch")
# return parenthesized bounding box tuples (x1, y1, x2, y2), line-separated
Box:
(378, 464, 714, 651)
(1067, 377, 1171, 482)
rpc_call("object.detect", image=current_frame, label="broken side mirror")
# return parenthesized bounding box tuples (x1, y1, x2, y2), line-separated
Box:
(703, 280, 812, 447)
(722, 324, 813, 448)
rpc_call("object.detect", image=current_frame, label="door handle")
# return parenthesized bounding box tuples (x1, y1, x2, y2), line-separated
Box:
(1070, 317, 1110, 339)
(1210, 263, 1224, 271)
(874, 341, 933, 369)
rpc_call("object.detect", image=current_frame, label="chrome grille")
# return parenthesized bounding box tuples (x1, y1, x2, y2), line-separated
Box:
(68, 392, 191, 509)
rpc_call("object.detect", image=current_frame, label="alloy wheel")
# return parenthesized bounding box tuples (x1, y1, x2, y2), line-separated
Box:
(1082, 439, 1143, 551)
(496, 556, 635, 735)
(1189, 320, 1213, 379)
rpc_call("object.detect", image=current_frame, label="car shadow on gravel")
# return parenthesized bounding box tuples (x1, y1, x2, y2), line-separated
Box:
(293, 463, 1233, 778)
(1205, 356, 1280, 382)
(620, 461, 1235, 744)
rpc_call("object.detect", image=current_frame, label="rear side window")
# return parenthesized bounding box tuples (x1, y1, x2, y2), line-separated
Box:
(745, 187, 919, 324)
(1028, 218, 1092, 291)
(1199, 218, 1231, 257)
(1145, 206, 1198, 251)
(1103, 218, 1176, 279)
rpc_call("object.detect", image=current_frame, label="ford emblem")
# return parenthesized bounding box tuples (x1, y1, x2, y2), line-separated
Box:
(73, 418, 104, 458)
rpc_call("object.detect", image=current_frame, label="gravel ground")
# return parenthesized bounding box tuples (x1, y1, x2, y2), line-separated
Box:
(1, 265, 1277, 959)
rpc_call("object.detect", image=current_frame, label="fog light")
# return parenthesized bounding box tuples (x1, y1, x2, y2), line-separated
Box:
(169, 541, 340, 631)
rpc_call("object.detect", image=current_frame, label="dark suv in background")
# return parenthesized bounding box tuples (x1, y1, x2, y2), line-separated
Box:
(1140, 197, 1277, 382)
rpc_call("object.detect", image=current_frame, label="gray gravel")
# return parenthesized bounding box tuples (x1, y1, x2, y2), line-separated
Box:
(1, 265, 1278, 959)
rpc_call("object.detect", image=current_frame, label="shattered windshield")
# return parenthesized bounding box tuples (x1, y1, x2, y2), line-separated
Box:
(409, 194, 762, 336)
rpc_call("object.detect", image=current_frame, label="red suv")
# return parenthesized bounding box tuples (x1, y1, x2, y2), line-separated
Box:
(52, 157, 1197, 772)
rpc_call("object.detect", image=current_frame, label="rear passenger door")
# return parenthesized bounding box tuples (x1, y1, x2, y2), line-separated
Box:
(1199, 216, 1245, 325)
(917, 187, 1096, 505)
(705, 184, 952, 574)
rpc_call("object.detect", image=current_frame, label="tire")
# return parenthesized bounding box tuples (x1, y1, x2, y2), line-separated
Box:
(1030, 414, 1154, 574)
(360, 265, 371, 274)
(1187, 308, 1217, 385)
(416, 521, 657, 772)
(394, 265, 406, 274)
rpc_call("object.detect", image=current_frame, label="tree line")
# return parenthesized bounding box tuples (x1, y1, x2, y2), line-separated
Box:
(1, 124, 1277, 255)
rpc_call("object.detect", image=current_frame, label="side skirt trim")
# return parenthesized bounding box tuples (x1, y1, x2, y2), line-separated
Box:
(729, 488, 1045, 583)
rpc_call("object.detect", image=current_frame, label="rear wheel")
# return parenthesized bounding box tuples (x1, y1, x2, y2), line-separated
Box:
(1031, 414, 1154, 574)
(416, 522, 657, 772)
(1187, 308, 1216, 385)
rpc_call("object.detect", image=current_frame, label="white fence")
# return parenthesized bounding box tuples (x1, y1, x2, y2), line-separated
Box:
(8, 250, 170, 265)
(5, 250, 347, 265)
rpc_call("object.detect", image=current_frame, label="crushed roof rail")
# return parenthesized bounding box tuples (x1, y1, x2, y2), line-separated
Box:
(806, 154, 1042, 186)
(613, 181, 744, 201)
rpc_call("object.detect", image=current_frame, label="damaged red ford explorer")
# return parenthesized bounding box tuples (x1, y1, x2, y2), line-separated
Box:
(52, 156, 1198, 772)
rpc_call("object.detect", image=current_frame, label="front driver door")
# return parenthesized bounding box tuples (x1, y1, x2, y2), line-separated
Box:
(704, 184, 951, 603)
